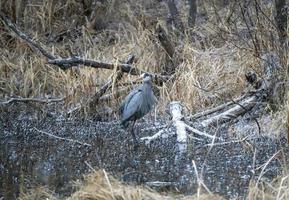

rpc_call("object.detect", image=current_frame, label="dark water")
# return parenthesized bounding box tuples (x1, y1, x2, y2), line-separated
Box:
(1, 107, 288, 199)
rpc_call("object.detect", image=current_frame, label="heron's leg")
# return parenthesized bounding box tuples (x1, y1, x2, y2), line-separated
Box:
(131, 120, 138, 145)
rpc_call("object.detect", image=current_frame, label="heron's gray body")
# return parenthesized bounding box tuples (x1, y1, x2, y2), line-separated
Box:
(120, 75, 157, 128)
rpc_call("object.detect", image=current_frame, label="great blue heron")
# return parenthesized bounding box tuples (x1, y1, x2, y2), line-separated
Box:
(120, 73, 157, 144)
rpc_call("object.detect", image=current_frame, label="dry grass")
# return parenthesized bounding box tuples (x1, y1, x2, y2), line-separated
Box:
(20, 170, 225, 200)
(0, 0, 258, 114)
(247, 172, 289, 200)
(19, 169, 289, 200)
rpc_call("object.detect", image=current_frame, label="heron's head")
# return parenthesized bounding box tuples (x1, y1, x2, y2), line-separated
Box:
(140, 73, 152, 83)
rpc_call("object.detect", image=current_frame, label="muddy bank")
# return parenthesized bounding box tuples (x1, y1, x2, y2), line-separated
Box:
(0, 105, 288, 199)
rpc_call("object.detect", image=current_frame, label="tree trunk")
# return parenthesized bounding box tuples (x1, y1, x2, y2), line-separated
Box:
(275, 0, 287, 47)
(187, 0, 197, 28)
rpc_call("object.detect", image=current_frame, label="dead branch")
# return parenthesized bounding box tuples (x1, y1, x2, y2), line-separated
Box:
(0, 10, 56, 60)
(88, 54, 135, 107)
(34, 127, 92, 147)
(0, 97, 65, 106)
(140, 130, 171, 145)
(185, 125, 218, 140)
(47, 57, 144, 74)
(140, 103, 216, 144)
(0, 11, 169, 84)
(140, 102, 189, 149)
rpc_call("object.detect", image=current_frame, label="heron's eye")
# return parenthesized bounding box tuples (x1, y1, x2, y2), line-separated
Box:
(144, 73, 151, 78)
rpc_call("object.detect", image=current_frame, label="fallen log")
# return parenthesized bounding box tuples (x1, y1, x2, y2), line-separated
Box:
(187, 94, 248, 120)
(140, 102, 216, 144)
(198, 52, 283, 128)
(201, 96, 258, 127)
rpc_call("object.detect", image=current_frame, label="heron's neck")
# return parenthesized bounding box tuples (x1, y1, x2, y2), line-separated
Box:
(143, 82, 152, 89)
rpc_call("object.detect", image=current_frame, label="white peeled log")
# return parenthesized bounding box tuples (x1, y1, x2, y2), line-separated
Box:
(169, 101, 188, 156)
(201, 96, 258, 127)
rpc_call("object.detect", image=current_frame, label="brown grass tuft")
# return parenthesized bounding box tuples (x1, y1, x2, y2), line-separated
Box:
(68, 170, 224, 200)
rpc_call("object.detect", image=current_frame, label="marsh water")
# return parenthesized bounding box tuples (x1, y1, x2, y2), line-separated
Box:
(1, 105, 288, 199)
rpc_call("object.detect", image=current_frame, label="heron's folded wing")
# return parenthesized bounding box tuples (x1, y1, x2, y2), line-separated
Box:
(119, 86, 141, 114)
(121, 90, 143, 122)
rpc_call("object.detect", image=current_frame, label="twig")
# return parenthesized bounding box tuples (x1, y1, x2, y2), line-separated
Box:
(85, 161, 97, 172)
(67, 104, 82, 115)
(255, 150, 281, 188)
(192, 160, 201, 197)
(33, 127, 92, 147)
(277, 175, 289, 199)
(145, 181, 176, 187)
(203, 135, 250, 147)
(140, 130, 168, 144)
(185, 125, 218, 140)
(103, 169, 116, 200)
(0, 97, 65, 105)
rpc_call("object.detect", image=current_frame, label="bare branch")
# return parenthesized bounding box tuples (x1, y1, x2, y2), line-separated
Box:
(140, 130, 169, 145)
(0, 97, 65, 106)
(34, 128, 92, 147)
(185, 125, 218, 140)
(48, 58, 169, 84)
(0, 10, 56, 60)
(48, 57, 139, 73)
(0, 11, 169, 84)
